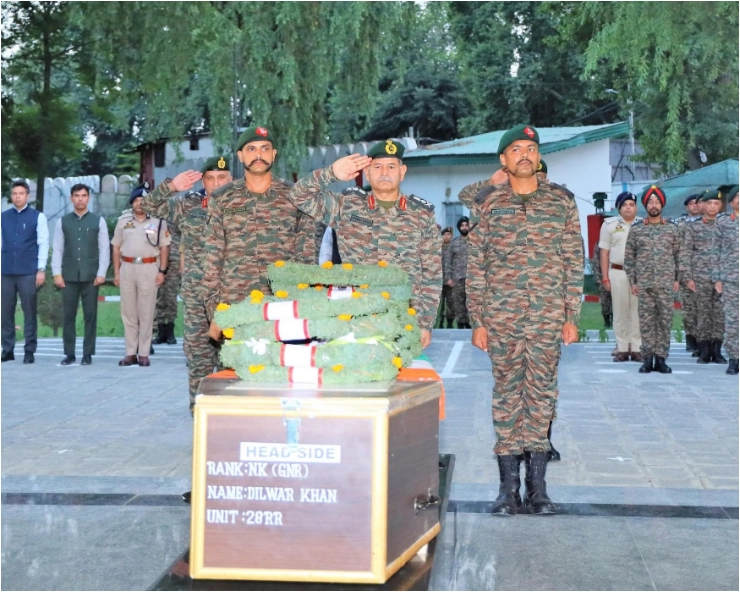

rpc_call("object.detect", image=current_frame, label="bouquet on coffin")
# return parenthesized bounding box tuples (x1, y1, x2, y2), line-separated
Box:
(214, 261, 423, 385)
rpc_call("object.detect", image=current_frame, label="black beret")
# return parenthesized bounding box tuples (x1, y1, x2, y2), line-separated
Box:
(367, 139, 405, 160)
(498, 124, 539, 153)
(236, 126, 274, 151)
(129, 181, 150, 203)
(201, 155, 230, 174)
(615, 191, 637, 210)
(683, 193, 699, 206)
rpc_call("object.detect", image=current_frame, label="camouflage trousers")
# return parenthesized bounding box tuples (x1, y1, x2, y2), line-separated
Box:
(722, 286, 739, 358)
(440, 285, 455, 322)
(695, 281, 724, 341)
(638, 286, 674, 358)
(451, 279, 468, 325)
(155, 250, 181, 325)
(487, 323, 561, 455)
(680, 285, 698, 336)
(182, 284, 219, 410)
(599, 288, 612, 316)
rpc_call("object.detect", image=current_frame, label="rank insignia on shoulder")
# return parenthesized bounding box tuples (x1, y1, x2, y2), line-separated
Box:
(343, 186, 368, 197)
(408, 194, 434, 211)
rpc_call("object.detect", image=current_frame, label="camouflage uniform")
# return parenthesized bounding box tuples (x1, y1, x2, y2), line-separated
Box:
(141, 184, 218, 408)
(681, 217, 723, 342)
(591, 243, 612, 322)
(441, 241, 455, 326)
(623, 219, 680, 358)
(449, 235, 469, 326)
(288, 166, 442, 331)
(154, 221, 181, 324)
(202, 177, 318, 319)
(674, 214, 699, 340)
(713, 212, 739, 359)
(466, 180, 583, 455)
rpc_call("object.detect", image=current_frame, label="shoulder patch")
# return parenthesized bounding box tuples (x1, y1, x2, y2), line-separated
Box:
(408, 194, 434, 211)
(546, 182, 575, 199)
(342, 187, 369, 198)
(474, 185, 498, 206)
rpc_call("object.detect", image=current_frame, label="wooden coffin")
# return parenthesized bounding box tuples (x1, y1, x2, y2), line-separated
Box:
(189, 377, 441, 584)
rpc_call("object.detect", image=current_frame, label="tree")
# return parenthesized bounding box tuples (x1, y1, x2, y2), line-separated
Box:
(560, 1, 739, 171)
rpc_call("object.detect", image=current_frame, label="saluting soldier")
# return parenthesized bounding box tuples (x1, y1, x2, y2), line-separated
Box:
(623, 186, 681, 374)
(440, 226, 455, 328)
(682, 190, 727, 364)
(713, 185, 739, 375)
(111, 184, 171, 366)
(141, 155, 233, 411)
(288, 140, 442, 348)
(674, 194, 701, 353)
(465, 125, 583, 515)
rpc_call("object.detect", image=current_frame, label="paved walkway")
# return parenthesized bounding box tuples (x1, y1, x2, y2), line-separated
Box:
(2, 333, 737, 590)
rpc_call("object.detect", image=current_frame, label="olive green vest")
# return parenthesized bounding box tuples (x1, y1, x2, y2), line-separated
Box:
(61, 211, 102, 282)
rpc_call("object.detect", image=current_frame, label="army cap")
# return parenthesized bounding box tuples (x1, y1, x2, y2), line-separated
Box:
(236, 126, 274, 151)
(683, 193, 700, 206)
(700, 189, 723, 202)
(641, 184, 666, 207)
(441, 226, 453, 235)
(726, 185, 739, 200)
(537, 159, 547, 174)
(498, 124, 539, 153)
(201, 155, 230, 175)
(129, 181, 150, 203)
(615, 191, 637, 210)
(367, 139, 405, 160)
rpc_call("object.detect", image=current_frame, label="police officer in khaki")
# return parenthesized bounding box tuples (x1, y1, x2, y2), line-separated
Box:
(111, 183, 171, 366)
(599, 191, 642, 362)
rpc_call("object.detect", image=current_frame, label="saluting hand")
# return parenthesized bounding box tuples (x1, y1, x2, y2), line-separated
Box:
(169, 170, 203, 192)
(332, 154, 372, 181)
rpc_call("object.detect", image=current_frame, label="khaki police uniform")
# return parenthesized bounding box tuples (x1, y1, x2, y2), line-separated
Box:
(111, 213, 171, 356)
(599, 216, 642, 354)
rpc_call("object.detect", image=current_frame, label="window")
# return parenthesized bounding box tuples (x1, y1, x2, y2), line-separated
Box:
(189, 137, 199, 151)
(154, 143, 166, 168)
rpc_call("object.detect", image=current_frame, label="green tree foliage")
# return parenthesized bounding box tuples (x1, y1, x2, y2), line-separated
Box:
(449, 1, 617, 137)
(561, 1, 739, 171)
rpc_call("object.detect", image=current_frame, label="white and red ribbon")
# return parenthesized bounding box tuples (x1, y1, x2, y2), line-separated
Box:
(274, 319, 310, 341)
(288, 367, 323, 385)
(327, 286, 355, 300)
(280, 344, 316, 368)
(263, 301, 299, 321)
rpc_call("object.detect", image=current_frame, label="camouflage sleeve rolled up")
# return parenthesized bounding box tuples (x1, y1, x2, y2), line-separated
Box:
(562, 189, 584, 326)
(623, 228, 638, 287)
(287, 165, 342, 226)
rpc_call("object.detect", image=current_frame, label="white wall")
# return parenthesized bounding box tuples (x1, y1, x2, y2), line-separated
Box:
(401, 139, 615, 251)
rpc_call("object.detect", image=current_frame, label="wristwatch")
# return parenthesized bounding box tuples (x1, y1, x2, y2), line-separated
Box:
(159, 267, 168, 275)
(37, 268, 44, 272)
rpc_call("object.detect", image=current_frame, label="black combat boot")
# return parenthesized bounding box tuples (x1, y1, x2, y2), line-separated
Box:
(491, 455, 522, 516)
(152, 323, 167, 344)
(696, 341, 711, 364)
(653, 356, 672, 373)
(606, 314, 613, 328)
(712, 340, 727, 364)
(547, 422, 561, 462)
(727, 359, 739, 375)
(638, 356, 654, 373)
(686, 335, 697, 353)
(523, 451, 556, 515)
(602, 314, 611, 328)
(166, 322, 177, 345)
(446, 319, 455, 329)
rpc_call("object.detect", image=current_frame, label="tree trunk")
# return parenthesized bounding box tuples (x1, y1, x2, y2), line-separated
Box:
(35, 3, 54, 213)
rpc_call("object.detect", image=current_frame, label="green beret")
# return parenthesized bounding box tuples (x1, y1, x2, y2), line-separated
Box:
(726, 185, 739, 200)
(537, 159, 547, 173)
(367, 139, 405, 160)
(498, 124, 539, 153)
(201, 155, 230, 174)
(441, 226, 453, 235)
(700, 189, 723, 202)
(236, 126, 274, 151)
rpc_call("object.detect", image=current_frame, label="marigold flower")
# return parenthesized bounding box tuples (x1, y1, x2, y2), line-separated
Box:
(338, 314, 352, 321)
(332, 364, 344, 373)
(378, 260, 388, 267)
(407, 308, 416, 316)
(351, 291, 363, 299)
(275, 290, 289, 299)
(314, 285, 324, 291)
(216, 303, 231, 312)
(297, 283, 309, 289)
(274, 261, 285, 268)
(392, 356, 403, 369)
(381, 291, 390, 299)
(250, 290, 264, 299)
(321, 261, 333, 269)
(360, 284, 369, 289)
(249, 364, 265, 374)
(223, 328, 235, 339)
(342, 263, 353, 270)
(405, 324, 413, 331)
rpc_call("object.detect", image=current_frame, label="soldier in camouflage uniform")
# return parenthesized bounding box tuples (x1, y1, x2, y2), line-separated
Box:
(153, 221, 181, 345)
(681, 191, 727, 364)
(141, 155, 233, 410)
(713, 186, 739, 375)
(440, 227, 455, 328)
(205, 126, 318, 338)
(591, 243, 612, 327)
(465, 125, 583, 516)
(288, 140, 442, 347)
(624, 186, 681, 374)
(673, 194, 701, 353)
(448, 217, 471, 328)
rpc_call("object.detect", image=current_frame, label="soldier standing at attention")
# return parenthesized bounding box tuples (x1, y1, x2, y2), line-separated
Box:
(674, 194, 701, 354)
(465, 125, 583, 515)
(599, 192, 642, 362)
(141, 156, 232, 411)
(682, 191, 727, 364)
(152, 218, 181, 346)
(713, 186, 738, 375)
(440, 227, 455, 328)
(448, 217, 471, 329)
(111, 185, 171, 366)
(288, 140, 442, 348)
(591, 243, 613, 329)
(205, 127, 318, 339)
(623, 186, 681, 374)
